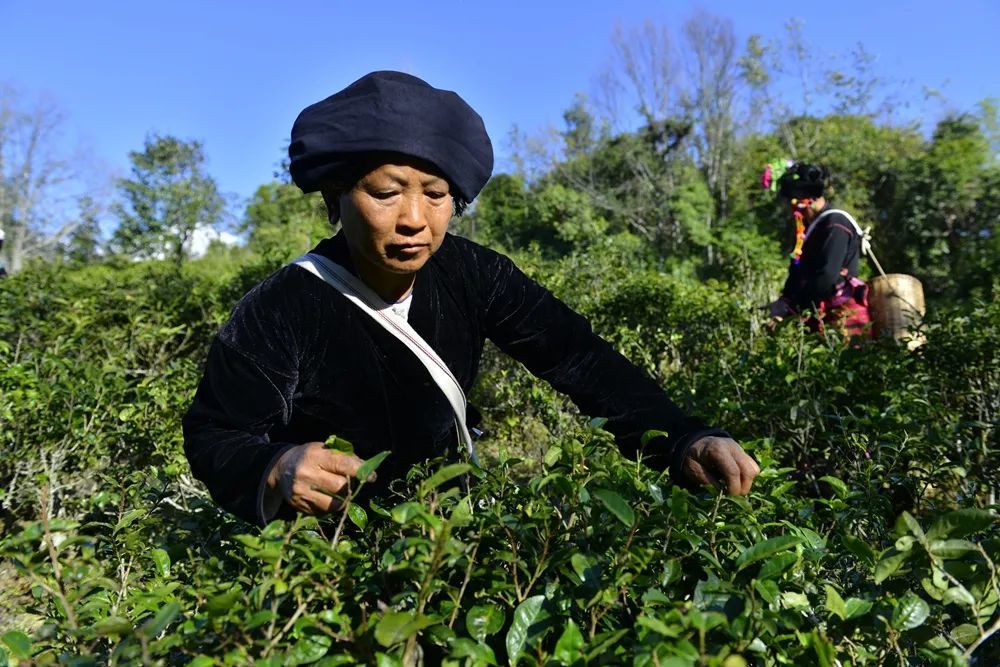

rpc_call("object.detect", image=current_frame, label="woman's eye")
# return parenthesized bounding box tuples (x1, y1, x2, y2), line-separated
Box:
(425, 191, 448, 200)
(372, 190, 399, 200)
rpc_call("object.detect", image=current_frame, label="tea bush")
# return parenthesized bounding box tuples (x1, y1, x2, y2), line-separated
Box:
(1, 254, 997, 666)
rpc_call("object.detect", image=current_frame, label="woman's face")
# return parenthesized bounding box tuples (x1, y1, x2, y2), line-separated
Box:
(337, 160, 453, 279)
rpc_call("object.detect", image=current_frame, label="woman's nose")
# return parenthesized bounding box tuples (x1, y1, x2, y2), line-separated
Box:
(397, 194, 426, 229)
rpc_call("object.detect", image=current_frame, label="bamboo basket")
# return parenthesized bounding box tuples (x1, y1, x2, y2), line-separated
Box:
(869, 274, 925, 349)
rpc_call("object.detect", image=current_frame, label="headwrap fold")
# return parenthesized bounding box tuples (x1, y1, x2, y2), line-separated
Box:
(288, 71, 494, 202)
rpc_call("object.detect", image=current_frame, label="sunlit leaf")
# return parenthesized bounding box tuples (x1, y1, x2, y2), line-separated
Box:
(93, 616, 133, 636)
(735, 535, 803, 570)
(892, 593, 930, 630)
(818, 475, 848, 498)
(465, 604, 504, 643)
(347, 503, 368, 530)
(150, 548, 170, 577)
(824, 585, 847, 620)
(552, 619, 585, 663)
(206, 587, 242, 617)
(356, 450, 390, 481)
(874, 551, 910, 584)
(2, 631, 31, 659)
(420, 463, 471, 496)
(506, 595, 545, 666)
(285, 634, 332, 665)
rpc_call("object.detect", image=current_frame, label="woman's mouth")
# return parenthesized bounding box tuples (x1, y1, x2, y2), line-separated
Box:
(387, 243, 427, 259)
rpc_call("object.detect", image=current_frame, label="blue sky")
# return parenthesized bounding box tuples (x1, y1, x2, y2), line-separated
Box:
(2, 0, 998, 215)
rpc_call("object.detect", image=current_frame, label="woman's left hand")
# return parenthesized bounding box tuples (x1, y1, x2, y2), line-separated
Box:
(682, 436, 760, 496)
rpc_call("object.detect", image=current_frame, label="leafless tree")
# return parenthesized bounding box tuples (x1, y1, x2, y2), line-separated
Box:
(0, 84, 82, 274)
(595, 20, 679, 131)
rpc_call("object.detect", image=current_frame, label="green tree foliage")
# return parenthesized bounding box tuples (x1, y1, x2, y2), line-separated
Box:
(61, 195, 103, 265)
(111, 135, 224, 266)
(882, 115, 997, 296)
(242, 180, 329, 267)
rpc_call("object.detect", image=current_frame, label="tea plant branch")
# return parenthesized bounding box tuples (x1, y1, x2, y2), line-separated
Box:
(264, 519, 302, 646)
(502, 525, 525, 602)
(263, 594, 315, 658)
(523, 520, 553, 598)
(113, 553, 135, 614)
(447, 536, 481, 628)
(39, 482, 79, 631)
(963, 543, 1000, 659)
(404, 500, 455, 664)
(329, 478, 358, 549)
(707, 490, 723, 561)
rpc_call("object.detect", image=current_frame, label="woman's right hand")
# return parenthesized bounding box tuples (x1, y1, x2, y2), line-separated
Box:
(266, 443, 365, 515)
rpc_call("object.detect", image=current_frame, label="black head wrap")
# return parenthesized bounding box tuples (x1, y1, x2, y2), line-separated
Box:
(778, 162, 828, 199)
(288, 71, 494, 202)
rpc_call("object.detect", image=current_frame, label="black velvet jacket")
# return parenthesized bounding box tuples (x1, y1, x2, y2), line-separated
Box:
(183, 232, 726, 525)
(781, 209, 862, 309)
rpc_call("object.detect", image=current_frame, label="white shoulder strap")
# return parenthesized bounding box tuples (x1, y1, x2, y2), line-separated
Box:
(292, 253, 479, 465)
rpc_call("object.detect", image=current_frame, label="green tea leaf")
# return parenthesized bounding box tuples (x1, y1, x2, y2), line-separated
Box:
(506, 595, 545, 666)
(758, 551, 798, 580)
(285, 633, 332, 665)
(543, 446, 563, 467)
(874, 551, 910, 584)
(592, 488, 635, 527)
(735, 535, 803, 570)
(390, 501, 423, 525)
(640, 429, 670, 447)
(950, 623, 980, 646)
(842, 533, 876, 565)
(929, 538, 978, 559)
(347, 503, 368, 530)
(942, 586, 976, 607)
(206, 587, 242, 617)
(114, 508, 145, 532)
(325, 435, 354, 453)
(818, 475, 848, 499)
(465, 604, 504, 643)
(824, 585, 847, 620)
(927, 509, 996, 540)
(356, 450, 390, 481)
(892, 593, 930, 630)
(896, 512, 925, 539)
(669, 485, 688, 520)
(449, 638, 497, 664)
(150, 547, 170, 577)
(552, 619, 585, 663)
(140, 601, 181, 639)
(374, 611, 433, 647)
(1, 631, 31, 659)
(420, 463, 471, 496)
(844, 598, 873, 620)
(93, 616, 133, 636)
